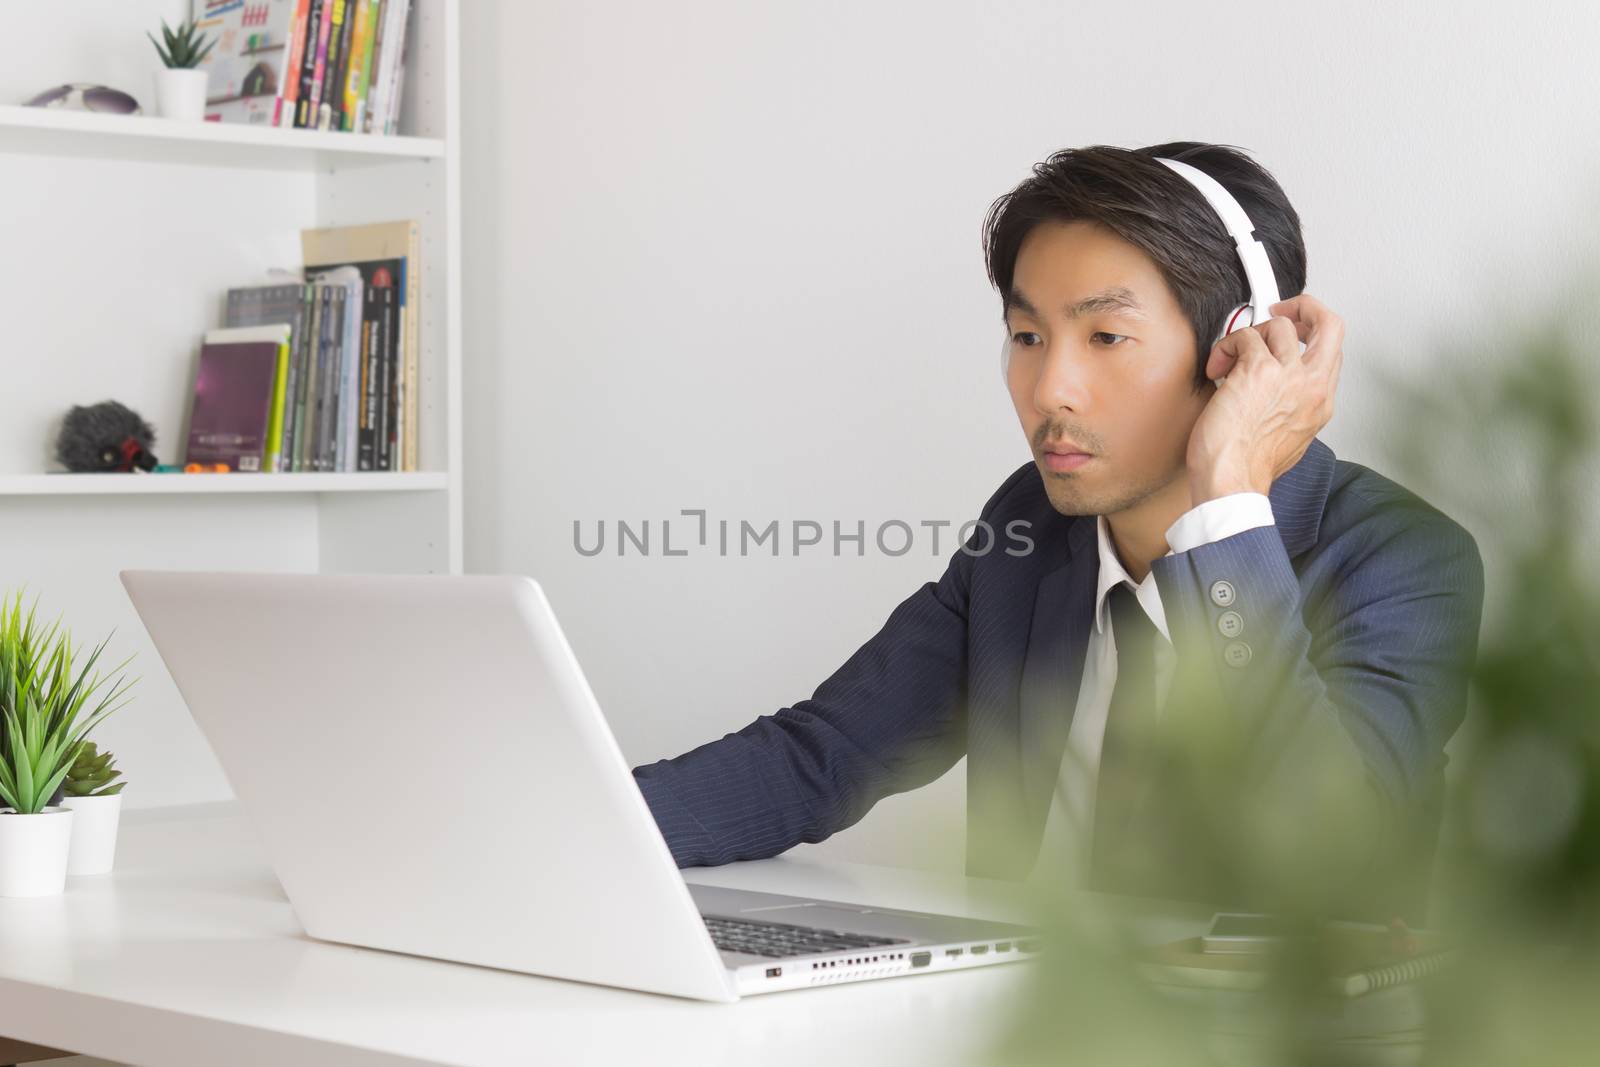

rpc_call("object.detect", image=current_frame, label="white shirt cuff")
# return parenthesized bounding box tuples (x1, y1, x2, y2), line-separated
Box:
(1165, 492, 1275, 555)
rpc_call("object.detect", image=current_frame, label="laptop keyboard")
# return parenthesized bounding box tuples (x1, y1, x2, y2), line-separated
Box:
(703, 914, 911, 958)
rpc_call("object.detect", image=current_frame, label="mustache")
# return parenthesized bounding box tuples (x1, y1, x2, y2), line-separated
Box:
(1033, 421, 1103, 453)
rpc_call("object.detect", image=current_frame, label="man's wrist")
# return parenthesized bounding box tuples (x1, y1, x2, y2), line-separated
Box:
(1189, 451, 1272, 504)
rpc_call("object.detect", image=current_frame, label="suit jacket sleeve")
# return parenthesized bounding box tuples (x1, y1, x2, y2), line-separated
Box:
(630, 467, 1032, 868)
(1149, 496, 1485, 905)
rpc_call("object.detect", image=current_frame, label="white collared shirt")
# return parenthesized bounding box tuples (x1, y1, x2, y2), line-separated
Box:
(1026, 492, 1277, 887)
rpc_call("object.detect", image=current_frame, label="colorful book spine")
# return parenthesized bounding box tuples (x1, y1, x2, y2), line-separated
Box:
(303, 0, 335, 128)
(294, 0, 319, 128)
(364, 285, 393, 470)
(294, 284, 322, 470)
(361, 0, 387, 133)
(372, 0, 410, 135)
(303, 285, 328, 469)
(264, 337, 290, 471)
(385, 6, 410, 135)
(320, 0, 354, 131)
(318, 285, 344, 470)
(343, 0, 377, 132)
(277, 0, 311, 126)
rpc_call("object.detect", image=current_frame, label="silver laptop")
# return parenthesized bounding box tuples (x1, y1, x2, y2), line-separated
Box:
(120, 571, 1037, 1002)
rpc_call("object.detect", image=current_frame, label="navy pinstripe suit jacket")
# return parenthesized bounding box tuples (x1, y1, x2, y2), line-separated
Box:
(631, 438, 1484, 919)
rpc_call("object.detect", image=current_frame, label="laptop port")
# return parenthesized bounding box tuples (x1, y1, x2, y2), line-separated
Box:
(1018, 940, 1040, 953)
(971, 944, 990, 955)
(995, 941, 1012, 952)
(765, 967, 782, 978)
(910, 952, 931, 968)
(945, 948, 964, 957)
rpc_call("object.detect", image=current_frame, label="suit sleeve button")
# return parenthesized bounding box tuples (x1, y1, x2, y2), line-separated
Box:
(1217, 610, 1244, 638)
(1223, 641, 1253, 668)
(1209, 580, 1236, 607)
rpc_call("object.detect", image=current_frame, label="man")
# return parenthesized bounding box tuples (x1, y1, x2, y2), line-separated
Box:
(630, 142, 1484, 922)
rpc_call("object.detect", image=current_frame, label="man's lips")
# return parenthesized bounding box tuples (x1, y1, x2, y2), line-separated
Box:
(1040, 441, 1094, 473)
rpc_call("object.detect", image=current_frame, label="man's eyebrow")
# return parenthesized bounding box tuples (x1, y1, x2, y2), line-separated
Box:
(1003, 286, 1150, 321)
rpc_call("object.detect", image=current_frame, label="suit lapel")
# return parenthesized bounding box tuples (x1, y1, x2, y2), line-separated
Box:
(1017, 516, 1098, 836)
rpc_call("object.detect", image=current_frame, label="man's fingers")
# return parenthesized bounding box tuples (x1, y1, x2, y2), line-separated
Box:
(1205, 347, 1237, 382)
(1208, 322, 1272, 381)
(1270, 295, 1344, 366)
(1256, 316, 1302, 364)
(1269, 293, 1331, 325)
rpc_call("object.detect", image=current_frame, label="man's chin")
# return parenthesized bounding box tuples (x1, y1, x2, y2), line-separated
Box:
(1035, 462, 1100, 517)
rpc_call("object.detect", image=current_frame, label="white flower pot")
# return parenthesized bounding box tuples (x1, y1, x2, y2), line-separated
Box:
(62, 793, 123, 876)
(153, 67, 208, 121)
(0, 807, 75, 897)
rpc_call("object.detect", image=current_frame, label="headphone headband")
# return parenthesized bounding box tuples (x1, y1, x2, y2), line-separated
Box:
(1154, 156, 1282, 332)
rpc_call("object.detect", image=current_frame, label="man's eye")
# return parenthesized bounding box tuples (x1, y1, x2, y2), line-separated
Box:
(1092, 331, 1129, 346)
(1011, 332, 1042, 346)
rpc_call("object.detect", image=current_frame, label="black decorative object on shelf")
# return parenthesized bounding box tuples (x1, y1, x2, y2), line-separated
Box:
(55, 401, 159, 473)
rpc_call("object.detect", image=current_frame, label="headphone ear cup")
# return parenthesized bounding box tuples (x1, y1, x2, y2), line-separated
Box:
(1214, 303, 1254, 346)
(999, 334, 1011, 386)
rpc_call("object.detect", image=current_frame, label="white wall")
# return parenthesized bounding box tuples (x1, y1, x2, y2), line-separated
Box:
(457, 0, 1599, 873)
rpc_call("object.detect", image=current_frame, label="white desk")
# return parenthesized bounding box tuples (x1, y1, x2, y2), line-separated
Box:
(0, 804, 1204, 1067)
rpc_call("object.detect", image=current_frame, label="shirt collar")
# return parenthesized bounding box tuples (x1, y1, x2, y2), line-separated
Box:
(1093, 515, 1172, 641)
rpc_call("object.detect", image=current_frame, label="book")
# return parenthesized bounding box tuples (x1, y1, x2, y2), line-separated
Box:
(277, 0, 311, 126)
(332, 260, 395, 470)
(186, 325, 291, 472)
(264, 334, 290, 470)
(301, 284, 329, 469)
(288, 283, 316, 469)
(372, 0, 411, 134)
(361, 0, 389, 133)
(223, 282, 307, 471)
(369, 283, 395, 470)
(193, 0, 302, 127)
(293, 0, 326, 128)
(294, 283, 324, 470)
(301, 220, 419, 470)
(323, 0, 358, 131)
(311, 282, 346, 470)
(385, 8, 410, 135)
(309, 265, 363, 470)
(301, 0, 335, 129)
(343, 0, 379, 132)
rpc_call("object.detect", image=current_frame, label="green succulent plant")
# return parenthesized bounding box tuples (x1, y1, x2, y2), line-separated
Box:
(147, 17, 217, 70)
(64, 740, 124, 798)
(0, 591, 135, 814)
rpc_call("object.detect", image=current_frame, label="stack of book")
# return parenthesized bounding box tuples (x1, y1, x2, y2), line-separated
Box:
(194, 0, 414, 134)
(186, 220, 421, 473)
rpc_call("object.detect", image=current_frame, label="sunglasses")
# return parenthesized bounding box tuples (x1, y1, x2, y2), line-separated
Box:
(25, 83, 143, 116)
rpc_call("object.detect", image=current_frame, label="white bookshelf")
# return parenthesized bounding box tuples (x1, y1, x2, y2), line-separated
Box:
(0, 103, 446, 167)
(0, 472, 450, 496)
(0, 0, 463, 809)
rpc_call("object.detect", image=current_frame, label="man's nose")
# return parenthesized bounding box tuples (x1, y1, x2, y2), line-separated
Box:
(1031, 342, 1092, 415)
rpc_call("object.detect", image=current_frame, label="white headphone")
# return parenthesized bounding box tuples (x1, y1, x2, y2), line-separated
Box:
(1000, 154, 1282, 385)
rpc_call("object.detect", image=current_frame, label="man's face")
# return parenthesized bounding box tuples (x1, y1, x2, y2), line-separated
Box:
(1004, 219, 1211, 517)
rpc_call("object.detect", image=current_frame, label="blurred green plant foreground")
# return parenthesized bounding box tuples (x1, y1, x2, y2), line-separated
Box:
(986, 293, 1600, 1066)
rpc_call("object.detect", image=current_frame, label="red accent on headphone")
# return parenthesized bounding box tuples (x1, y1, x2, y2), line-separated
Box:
(1226, 305, 1251, 334)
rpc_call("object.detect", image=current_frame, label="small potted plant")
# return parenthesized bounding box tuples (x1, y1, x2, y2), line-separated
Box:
(147, 16, 216, 121)
(61, 741, 126, 876)
(0, 593, 134, 897)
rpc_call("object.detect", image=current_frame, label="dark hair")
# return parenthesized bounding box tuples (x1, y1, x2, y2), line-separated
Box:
(981, 141, 1307, 386)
